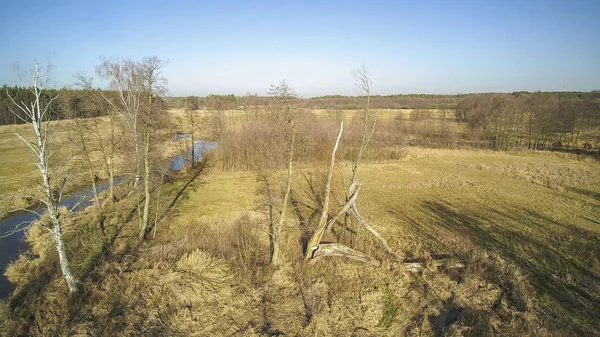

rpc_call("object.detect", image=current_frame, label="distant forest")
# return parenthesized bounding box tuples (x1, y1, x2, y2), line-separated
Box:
(2, 86, 599, 150)
(0, 85, 105, 125)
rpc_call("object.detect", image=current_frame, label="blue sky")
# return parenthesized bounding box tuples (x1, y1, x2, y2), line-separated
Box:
(1, 0, 599, 97)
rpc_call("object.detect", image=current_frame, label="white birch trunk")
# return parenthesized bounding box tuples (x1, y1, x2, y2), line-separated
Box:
(9, 64, 79, 293)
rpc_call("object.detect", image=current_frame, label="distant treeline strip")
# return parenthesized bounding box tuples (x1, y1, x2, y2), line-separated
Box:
(0, 85, 107, 125)
(169, 91, 600, 111)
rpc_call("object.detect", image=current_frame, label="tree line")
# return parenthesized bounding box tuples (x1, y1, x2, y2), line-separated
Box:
(170, 91, 600, 113)
(456, 91, 600, 150)
(168, 93, 462, 110)
(5, 83, 599, 153)
(0, 85, 109, 125)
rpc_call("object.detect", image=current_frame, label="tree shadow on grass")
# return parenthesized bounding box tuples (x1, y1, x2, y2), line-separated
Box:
(388, 200, 600, 334)
(143, 161, 207, 239)
(7, 261, 55, 314)
(427, 293, 463, 337)
(569, 187, 600, 201)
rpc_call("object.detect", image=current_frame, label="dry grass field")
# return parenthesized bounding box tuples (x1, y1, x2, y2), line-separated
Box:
(1, 111, 599, 335)
(124, 147, 598, 335)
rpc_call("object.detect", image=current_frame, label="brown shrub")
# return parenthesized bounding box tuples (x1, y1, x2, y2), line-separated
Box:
(214, 113, 407, 172)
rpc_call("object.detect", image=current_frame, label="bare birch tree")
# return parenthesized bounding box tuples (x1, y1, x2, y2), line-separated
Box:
(7, 64, 79, 293)
(94, 57, 167, 241)
(138, 56, 167, 241)
(268, 80, 297, 265)
(96, 58, 143, 186)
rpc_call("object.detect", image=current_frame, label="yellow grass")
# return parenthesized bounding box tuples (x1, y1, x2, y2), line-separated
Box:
(2, 146, 599, 335)
(172, 170, 258, 224)
(1, 108, 599, 335)
(169, 148, 600, 333)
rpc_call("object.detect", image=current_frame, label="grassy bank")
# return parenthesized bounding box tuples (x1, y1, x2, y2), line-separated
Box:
(2, 148, 598, 335)
(0, 113, 186, 218)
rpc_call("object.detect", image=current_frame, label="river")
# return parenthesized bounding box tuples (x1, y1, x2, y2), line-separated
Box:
(0, 140, 216, 299)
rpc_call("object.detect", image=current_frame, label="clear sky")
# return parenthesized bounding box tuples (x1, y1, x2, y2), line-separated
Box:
(1, 0, 599, 97)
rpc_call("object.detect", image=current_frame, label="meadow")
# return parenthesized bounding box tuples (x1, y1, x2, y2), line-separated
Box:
(154, 146, 599, 335)
(0, 107, 599, 336)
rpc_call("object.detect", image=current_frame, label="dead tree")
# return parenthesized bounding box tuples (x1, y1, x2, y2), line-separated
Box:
(304, 66, 397, 266)
(7, 64, 79, 293)
(304, 66, 465, 273)
(304, 121, 346, 261)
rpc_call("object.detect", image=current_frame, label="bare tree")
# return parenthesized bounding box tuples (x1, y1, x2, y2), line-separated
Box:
(138, 56, 168, 241)
(268, 80, 297, 265)
(96, 58, 144, 186)
(304, 66, 398, 265)
(61, 89, 101, 212)
(181, 97, 200, 167)
(350, 64, 376, 184)
(94, 57, 167, 241)
(75, 71, 120, 203)
(7, 64, 78, 293)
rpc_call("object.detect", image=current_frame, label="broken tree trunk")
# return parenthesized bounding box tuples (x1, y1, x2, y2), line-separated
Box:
(310, 243, 381, 267)
(349, 201, 399, 259)
(304, 121, 344, 261)
(303, 120, 400, 266)
(325, 182, 360, 233)
(402, 255, 466, 273)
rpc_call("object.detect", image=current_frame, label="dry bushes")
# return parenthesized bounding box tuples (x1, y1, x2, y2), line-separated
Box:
(150, 214, 270, 285)
(216, 112, 339, 171)
(79, 250, 239, 336)
(73, 214, 270, 336)
(214, 112, 408, 172)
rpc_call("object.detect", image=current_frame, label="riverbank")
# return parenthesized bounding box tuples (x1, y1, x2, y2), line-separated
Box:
(0, 137, 216, 299)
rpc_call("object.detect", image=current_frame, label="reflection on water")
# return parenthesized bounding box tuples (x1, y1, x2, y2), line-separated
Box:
(169, 140, 217, 171)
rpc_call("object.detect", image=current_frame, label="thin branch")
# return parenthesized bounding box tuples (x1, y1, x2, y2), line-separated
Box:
(14, 133, 40, 157)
